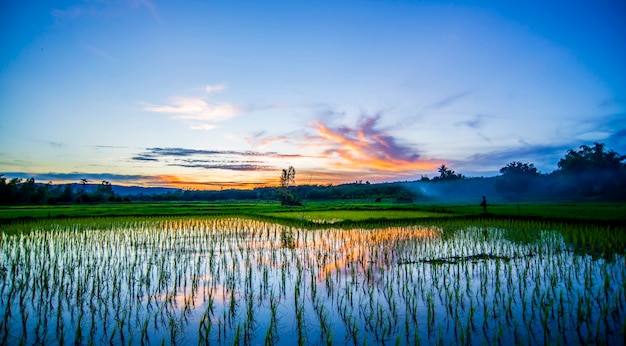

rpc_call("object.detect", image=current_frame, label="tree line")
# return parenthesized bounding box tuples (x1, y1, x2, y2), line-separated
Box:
(1, 142, 624, 205)
(0, 178, 126, 205)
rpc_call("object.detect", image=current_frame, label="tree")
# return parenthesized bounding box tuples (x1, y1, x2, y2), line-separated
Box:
(438, 164, 452, 178)
(495, 161, 540, 214)
(555, 143, 626, 199)
(95, 180, 115, 201)
(558, 142, 624, 172)
(280, 166, 296, 190)
(0, 174, 7, 204)
(432, 164, 465, 181)
(278, 166, 300, 205)
(60, 184, 74, 202)
(78, 179, 90, 203)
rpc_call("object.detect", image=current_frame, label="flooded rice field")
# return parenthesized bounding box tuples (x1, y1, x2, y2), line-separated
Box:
(1, 217, 624, 345)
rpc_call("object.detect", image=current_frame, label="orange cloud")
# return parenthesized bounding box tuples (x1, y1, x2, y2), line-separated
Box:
(314, 116, 438, 173)
(153, 174, 276, 190)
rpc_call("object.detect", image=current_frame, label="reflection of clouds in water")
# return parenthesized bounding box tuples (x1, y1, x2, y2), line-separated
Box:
(317, 228, 441, 282)
(4, 217, 622, 345)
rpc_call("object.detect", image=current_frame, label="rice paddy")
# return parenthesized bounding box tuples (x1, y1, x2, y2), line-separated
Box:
(0, 216, 624, 345)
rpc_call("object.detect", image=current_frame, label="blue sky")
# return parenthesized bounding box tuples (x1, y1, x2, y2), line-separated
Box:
(1, 0, 624, 188)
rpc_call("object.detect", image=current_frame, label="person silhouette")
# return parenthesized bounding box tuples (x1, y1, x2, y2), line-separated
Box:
(480, 196, 487, 213)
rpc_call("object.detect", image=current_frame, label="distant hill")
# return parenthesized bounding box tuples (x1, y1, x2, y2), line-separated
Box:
(63, 183, 180, 196)
(111, 185, 180, 196)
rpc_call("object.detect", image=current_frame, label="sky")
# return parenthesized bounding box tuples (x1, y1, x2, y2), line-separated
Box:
(1, 0, 625, 189)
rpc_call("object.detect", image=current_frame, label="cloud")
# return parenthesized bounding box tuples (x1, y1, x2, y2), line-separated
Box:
(245, 130, 296, 147)
(85, 44, 112, 61)
(425, 90, 473, 111)
(154, 176, 273, 189)
(568, 111, 626, 152)
(51, 7, 82, 20)
(455, 114, 487, 129)
(143, 97, 240, 122)
(129, 0, 160, 23)
(136, 147, 300, 158)
(131, 155, 158, 161)
(190, 124, 219, 131)
(170, 163, 275, 171)
(456, 143, 574, 175)
(607, 128, 626, 149)
(131, 147, 301, 172)
(47, 141, 64, 149)
(455, 114, 494, 143)
(52, 0, 161, 23)
(597, 97, 624, 109)
(313, 115, 437, 172)
(205, 84, 226, 93)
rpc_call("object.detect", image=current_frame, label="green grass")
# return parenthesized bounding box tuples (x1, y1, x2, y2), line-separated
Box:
(0, 201, 279, 220)
(1, 200, 624, 227)
(264, 209, 446, 224)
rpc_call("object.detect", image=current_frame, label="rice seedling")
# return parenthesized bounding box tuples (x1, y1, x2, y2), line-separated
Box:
(0, 216, 624, 344)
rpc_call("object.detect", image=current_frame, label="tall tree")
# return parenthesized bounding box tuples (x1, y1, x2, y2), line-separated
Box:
(278, 166, 299, 205)
(433, 164, 465, 181)
(558, 142, 625, 172)
(495, 161, 540, 214)
(78, 179, 90, 203)
(555, 143, 626, 199)
(95, 180, 115, 201)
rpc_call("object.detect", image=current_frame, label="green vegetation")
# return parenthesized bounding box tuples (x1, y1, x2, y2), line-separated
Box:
(1, 200, 624, 226)
(0, 217, 624, 344)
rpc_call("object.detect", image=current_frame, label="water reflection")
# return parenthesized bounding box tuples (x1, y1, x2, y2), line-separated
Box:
(0, 217, 623, 345)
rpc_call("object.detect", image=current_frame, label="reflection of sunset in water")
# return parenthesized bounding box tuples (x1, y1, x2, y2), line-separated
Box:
(3, 217, 623, 346)
(317, 227, 441, 281)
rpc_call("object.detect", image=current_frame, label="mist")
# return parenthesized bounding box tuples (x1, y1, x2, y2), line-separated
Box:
(402, 168, 626, 205)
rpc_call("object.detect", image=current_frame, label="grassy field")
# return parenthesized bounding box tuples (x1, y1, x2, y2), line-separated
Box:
(1, 200, 624, 227)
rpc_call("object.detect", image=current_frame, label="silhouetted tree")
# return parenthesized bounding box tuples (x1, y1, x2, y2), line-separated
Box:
(78, 179, 90, 203)
(555, 143, 626, 199)
(60, 184, 74, 202)
(0, 174, 7, 204)
(433, 164, 465, 181)
(278, 166, 300, 205)
(496, 161, 540, 214)
(558, 142, 624, 171)
(94, 180, 114, 201)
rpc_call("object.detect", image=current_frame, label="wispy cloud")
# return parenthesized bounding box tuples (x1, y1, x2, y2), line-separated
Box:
(190, 124, 219, 131)
(455, 114, 494, 143)
(52, 0, 161, 23)
(313, 115, 437, 172)
(170, 163, 275, 171)
(456, 143, 574, 174)
(456, 114, 487, 129)
(47, 141, 64, 149)
(154, 175, 274, 189)
(51, 6, 82, 20)
(245, 130, 297, 147)
(131, 155, 159, 161)
(131, 147, 301, 172)
(142, 84, 243, 129)
(129, 0, 160, 23)
(425, 90, 473, 111)
(85, 44, 112, 61)
(142, 97, 240, 122)
(205, 84, 226, 93)
(137, 147, 300, 158)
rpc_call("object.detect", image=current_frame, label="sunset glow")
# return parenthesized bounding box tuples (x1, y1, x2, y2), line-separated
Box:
(1, 1, 624, 189)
